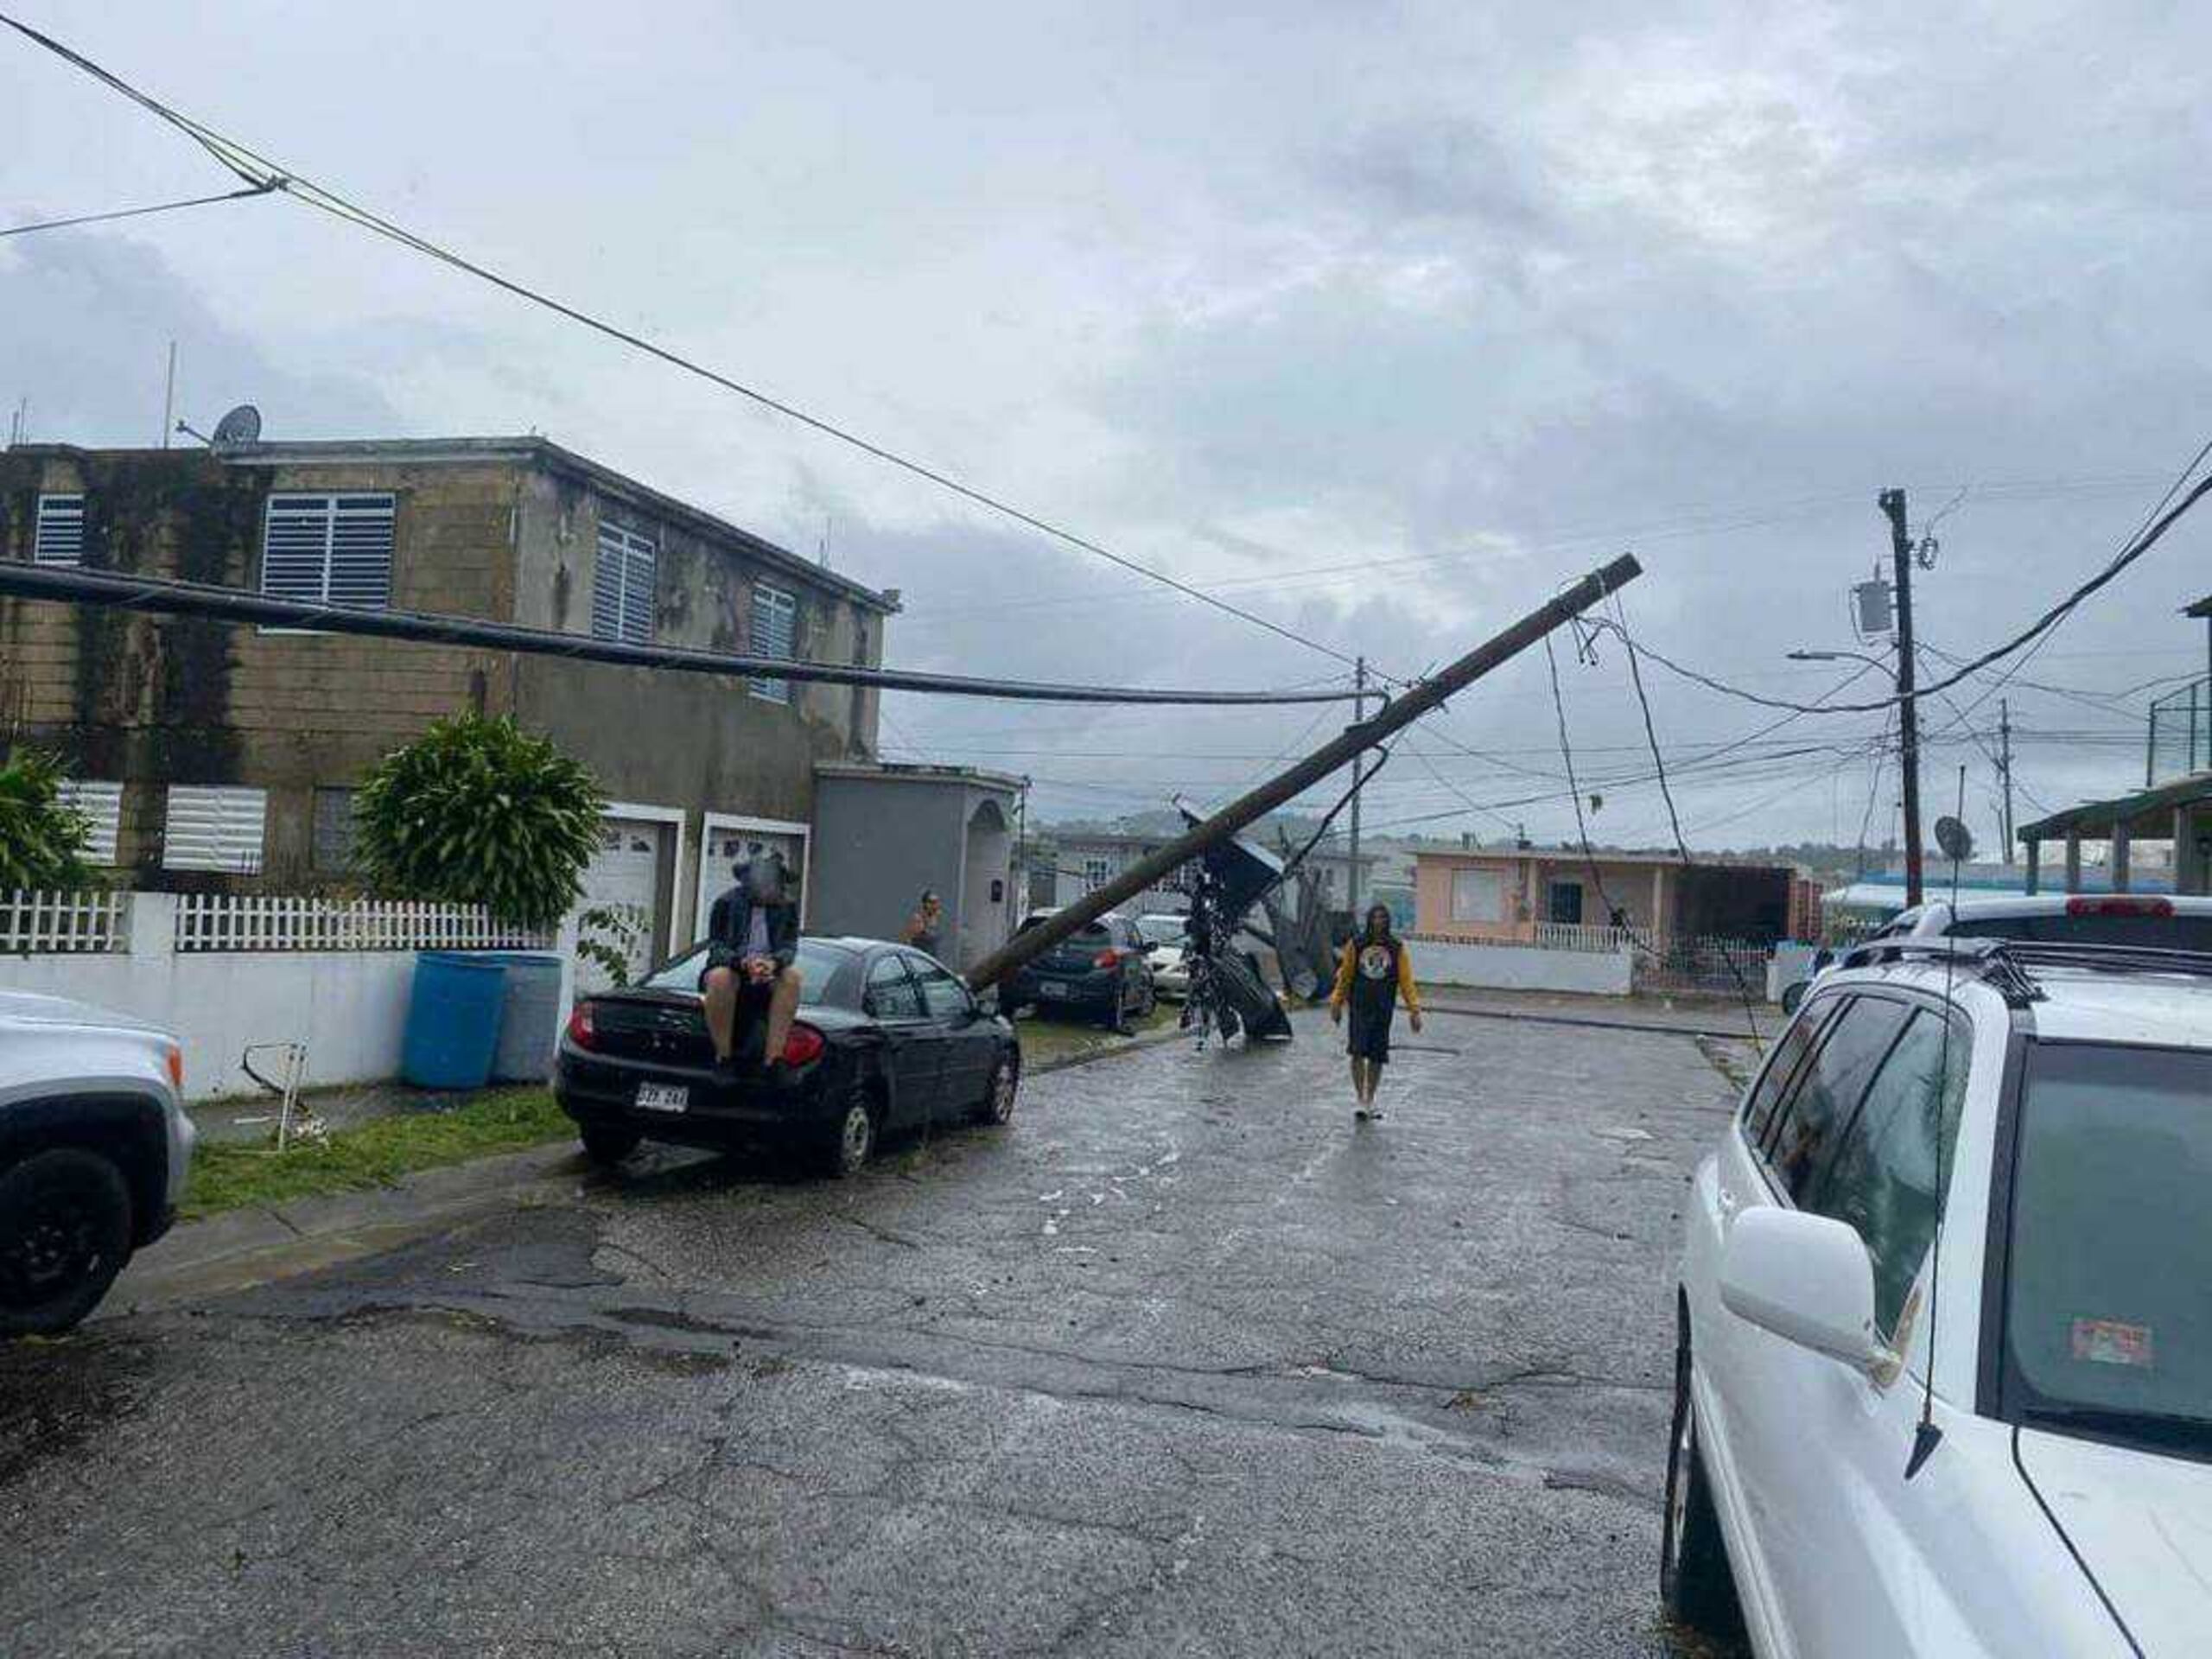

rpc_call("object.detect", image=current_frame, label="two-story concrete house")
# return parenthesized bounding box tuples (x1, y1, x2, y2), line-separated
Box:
(0, 435, 899, 976)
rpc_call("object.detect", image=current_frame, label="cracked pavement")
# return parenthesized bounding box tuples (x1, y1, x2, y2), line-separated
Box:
(0, 1009, 1744, 1656)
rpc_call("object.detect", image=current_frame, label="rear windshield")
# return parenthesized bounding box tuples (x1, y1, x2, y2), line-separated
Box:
(1136, 917, 1186, 946)
(1948, 912, 2212, 950)
(2003, 1041, 2212, 1458)
(643, 938, 846, 1005)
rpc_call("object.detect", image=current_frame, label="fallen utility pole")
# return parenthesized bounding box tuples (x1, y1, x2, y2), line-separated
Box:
(0, 563, 1362, 708)
(966, 554, 1643, 991)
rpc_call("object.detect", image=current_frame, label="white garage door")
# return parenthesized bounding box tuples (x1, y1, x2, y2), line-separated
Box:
(692, 821, 810, 946)
(578, 817, 664, 992)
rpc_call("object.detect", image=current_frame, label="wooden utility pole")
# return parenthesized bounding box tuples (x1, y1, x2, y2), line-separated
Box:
(1347, 656, 1369, 918)
(1998, 699, 2016, 865)
(964, 555, 1643, 990)
(1878, 488, 1924, 906)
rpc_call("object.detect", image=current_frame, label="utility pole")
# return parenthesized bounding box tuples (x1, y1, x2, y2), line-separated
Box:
(161, 340, 177, 448)
(1347, 656, 1367, 917)
(1878, 487, 1924, 906)
(1998, 699, 2015, 865)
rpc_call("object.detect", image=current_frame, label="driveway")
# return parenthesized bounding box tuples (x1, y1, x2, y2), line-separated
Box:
(0, 1010, 1744, 1657)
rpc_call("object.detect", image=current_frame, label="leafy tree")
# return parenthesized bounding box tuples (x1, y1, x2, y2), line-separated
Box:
(0, 748, 94, 892)
(353, 715, 606, 931)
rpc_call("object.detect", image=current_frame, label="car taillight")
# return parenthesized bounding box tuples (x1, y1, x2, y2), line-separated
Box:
(164, 1046, 184, 1090)
(2065, 896, 2174, 918)
(565, 1003, 598, 1051)
(782, 1022, 826, 1067)
(1095, 949, 1122, 969)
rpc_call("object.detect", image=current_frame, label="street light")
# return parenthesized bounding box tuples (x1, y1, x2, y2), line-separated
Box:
(1787, 647, 1896, 679)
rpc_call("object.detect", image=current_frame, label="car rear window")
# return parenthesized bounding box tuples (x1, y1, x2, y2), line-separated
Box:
(643, 938, 845, 1004)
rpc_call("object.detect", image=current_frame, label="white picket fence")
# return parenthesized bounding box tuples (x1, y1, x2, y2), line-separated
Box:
(175, 893, 547, 954)
(1532, 922, 1637, 953)
(0, 890, 130, 955)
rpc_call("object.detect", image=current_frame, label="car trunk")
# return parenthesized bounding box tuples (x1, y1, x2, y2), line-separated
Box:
(587, 991, 717, 1067)
(1027, 925, 1119, 976)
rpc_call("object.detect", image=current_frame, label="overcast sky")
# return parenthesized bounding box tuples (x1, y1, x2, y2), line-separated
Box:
(6, 1, 2209, 855)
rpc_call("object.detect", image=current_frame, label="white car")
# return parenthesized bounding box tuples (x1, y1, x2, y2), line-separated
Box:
(1669, 937, 2212, 1656)
(1135, 912, 1192, 999)
(0, 991, 196, 1335)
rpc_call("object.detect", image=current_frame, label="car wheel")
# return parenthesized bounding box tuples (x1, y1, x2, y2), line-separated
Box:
(0, 1147, 135, 1338)
(1780, 980, 1806, 1015)
(819, 1086, 877, 1179)
(578, 1123, 642, 1166)
(1662, 1325, 1743, 1638)
(975, 1051, 1020, 1126)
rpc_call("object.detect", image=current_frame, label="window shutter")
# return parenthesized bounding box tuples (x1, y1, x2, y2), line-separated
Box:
(33, 493, 86, 567)
(162, 785, 268, 874)
(591, 523, 656, 645)
(749, 583, 797, 702)
(55, 779, 123, 865)
(262, 493, 393, 608)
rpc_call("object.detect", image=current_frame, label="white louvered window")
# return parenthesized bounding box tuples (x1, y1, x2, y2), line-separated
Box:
(56, 779, 123, 865)
(34, 493, 86, 566)
(162, 785, 267, 874)
(749, 582, 797, 703)
(591, 523, 657, 645)
(260, 493, 394, 609)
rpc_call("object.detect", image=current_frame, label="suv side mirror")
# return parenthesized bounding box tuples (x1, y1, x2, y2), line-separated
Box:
(1719, 1208, 1887, 1371)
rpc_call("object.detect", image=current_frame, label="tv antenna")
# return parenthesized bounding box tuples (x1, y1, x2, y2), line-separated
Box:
(212, 404, 263, 448)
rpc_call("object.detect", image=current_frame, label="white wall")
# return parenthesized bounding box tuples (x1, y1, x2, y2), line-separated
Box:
(0, 894, 576, 1101)
(1411, 937, 1634, 996)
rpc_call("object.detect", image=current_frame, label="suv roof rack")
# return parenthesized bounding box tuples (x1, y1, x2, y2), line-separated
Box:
(1838, 936, 2212, 1007)
(1839, 937, 2044, 1005)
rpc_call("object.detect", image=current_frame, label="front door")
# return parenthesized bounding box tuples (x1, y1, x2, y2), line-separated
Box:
(906, 951, 992, 1116)
(862, 953, 940, 1125)
(1546, 880, 1584, 925)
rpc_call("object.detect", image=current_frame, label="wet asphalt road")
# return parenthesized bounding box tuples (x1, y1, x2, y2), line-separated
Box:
(0, 1010, 1742, 1657)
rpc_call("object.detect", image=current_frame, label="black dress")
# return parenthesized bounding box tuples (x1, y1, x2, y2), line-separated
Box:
(1344, 938, 1403, 1065)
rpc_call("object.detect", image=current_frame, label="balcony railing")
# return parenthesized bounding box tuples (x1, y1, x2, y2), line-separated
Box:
(2147, 677, 2211, 785)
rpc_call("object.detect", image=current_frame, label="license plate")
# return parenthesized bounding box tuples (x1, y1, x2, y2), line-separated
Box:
(1040, 981, 1070, 998)
(635, 1083, 689, 1114)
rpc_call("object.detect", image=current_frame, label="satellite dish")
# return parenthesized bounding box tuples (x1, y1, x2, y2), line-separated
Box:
(211, 404, 262, 448)
(1934, 816, 1975, 863)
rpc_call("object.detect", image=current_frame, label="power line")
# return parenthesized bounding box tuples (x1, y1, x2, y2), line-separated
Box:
(1588, 460, 2212, 717)
(0, 561, 1367, 707)
(0, 11, 1363, 675)
(1, 180, 276, 238)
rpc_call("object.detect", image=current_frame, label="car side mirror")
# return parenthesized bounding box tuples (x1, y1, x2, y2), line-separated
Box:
(1719, 1208, 1888, 1372)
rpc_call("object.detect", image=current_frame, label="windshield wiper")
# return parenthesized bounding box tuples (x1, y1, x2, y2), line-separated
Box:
(2020, 1403, 2212, 1456)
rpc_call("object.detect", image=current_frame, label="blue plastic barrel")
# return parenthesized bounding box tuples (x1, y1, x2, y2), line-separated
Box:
(486, 952, 564, 1083)
(401, 951, 508, 1090)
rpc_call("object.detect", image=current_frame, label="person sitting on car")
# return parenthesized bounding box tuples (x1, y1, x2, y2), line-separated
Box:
(701, 853, 802, 1077)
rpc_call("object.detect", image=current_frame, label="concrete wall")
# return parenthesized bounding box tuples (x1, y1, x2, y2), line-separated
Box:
(809, 775, 1019, 969)
(0, 895, 577, 1101)
(1415, 853, 1673, 939)
(1409, 936, 1635, 995)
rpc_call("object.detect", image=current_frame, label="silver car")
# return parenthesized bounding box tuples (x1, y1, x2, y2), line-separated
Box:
(0, 991, 196, 1334)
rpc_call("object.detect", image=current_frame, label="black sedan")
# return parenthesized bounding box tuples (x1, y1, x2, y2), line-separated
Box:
(555, 937, 1020, 1178)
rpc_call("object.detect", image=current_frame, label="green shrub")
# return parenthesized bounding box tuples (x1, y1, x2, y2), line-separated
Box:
(353, 716, 605, 931)
(0, 749, 94, 892)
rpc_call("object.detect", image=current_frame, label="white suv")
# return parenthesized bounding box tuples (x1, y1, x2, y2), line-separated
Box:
(1669, 938, 2212, 1656)
(0, 991, 195, 1335)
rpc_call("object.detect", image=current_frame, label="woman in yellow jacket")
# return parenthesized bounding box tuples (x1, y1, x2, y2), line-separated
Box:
(1329, 903, 1422, 1122)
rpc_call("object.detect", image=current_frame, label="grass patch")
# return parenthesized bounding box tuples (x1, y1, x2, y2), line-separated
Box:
(181, 1086, 570, 1219)
(1014, 1001, 1180, 1071)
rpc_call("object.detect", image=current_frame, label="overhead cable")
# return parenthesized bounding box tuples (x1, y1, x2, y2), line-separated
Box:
(1, 180, 276, 238)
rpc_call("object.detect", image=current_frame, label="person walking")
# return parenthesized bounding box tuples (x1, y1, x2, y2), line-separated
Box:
(902, 889, 945, 959)
(700, 852, 803, 1080)
(1328, 902, 1421, 1122)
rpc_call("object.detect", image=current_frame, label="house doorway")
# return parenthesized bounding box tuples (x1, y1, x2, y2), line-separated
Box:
(958, 798, 1013, 971)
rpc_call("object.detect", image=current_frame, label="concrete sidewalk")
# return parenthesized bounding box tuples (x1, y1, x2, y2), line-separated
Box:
(1418, 982, 1775, 1042)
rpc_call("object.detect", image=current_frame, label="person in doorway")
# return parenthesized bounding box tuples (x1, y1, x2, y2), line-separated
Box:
(1329, 903, 1422, 1122)
(902, 889, 945, 959)
(700, 852, 802, 1079)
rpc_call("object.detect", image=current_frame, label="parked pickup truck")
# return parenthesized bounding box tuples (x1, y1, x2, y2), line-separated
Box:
(0, 991, 196, 1335)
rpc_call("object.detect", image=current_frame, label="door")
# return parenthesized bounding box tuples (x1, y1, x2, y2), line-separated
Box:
(906, 950, 992, 1116)
(861, 952, 939, 1125)
(1546, 880, 1584, 925)
(693, 821, 809, 944)
(578, 817, 664, 992)
(1759, 1004, 1972, 1656)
